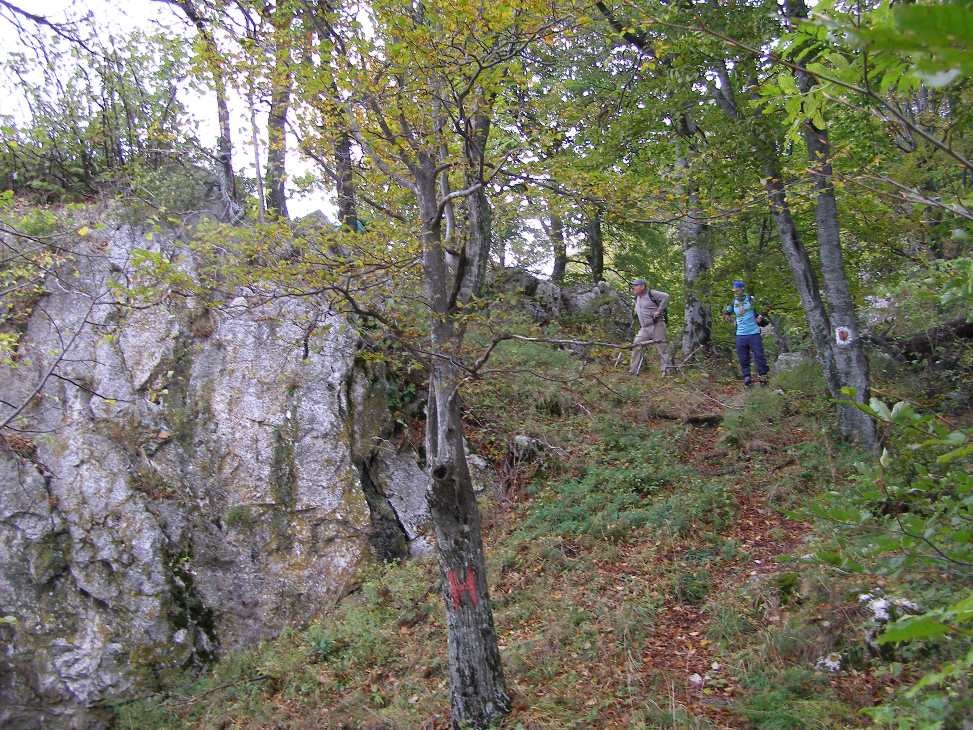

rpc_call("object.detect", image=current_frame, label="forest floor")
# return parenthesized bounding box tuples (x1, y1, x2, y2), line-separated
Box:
(114, 339, 952, 729)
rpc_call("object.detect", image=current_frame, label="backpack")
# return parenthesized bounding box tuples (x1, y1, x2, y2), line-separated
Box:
(648, 290, 669, 324)
(729, 295, 770, 327)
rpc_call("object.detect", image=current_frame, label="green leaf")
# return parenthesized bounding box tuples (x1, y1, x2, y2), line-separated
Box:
(938, 443, 973, 465)
(891, 401, 916, 420)
(778, 73, 798, 95)
(870, 397, 892, 422)
(879, 615, 950, 644)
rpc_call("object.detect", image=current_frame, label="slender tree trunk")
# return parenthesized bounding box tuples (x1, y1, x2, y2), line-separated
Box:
(462, 180, 491, 303)
(334, 127, 358, 229)
(711, 62, 843, 398)
(675, 114, 713, 356)
(416, 167, 510, 729)
(425, 365, 509, 729)
(247, 88, 266, 223)
(549, 211, 568, 285)
(265, 85, 291, 219)
(587, 209, 604, 282)
(769, 314, 791, 354)
(169, 0, 238, 219)
(786, 0, 878, 449)
(679, 206, 713, 356)
(213, 70, 238, 218)
(458, 111, 492, 304)
(760, 154, 842, 397)
(803, 121, 877, 446)
(265, 5, 293, 219)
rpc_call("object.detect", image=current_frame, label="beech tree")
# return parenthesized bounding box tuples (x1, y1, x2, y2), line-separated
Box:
(592, 0, 880, 446)
(320, 1, 561, 724)
(159, 0, 241, 220)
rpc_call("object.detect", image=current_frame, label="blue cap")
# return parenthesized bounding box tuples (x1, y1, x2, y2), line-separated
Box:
(732, 280, 745, 289)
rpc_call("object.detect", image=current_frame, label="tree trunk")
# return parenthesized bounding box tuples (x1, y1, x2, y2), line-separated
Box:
(760, 155, 842, 397)
(247, 88, 266, 223)
(417, 167, 509, 729)
(213, 70, 239, 219)
(769, 314, 791, 354)
(680, 209, 713, 357)
(168, 0, 238, 219)
(334, 127, 358, 229)
(587, 210, 604, 282)
(803, 122, 877, 446)
(461, 179, 491, 303)
(785, 0, 878, 449)
(676, 176, 712, 356)
(675, 115, 713, 356)
(425, 367, 510, 729)
(265, 6, 292, 219)
(457, 111, 492, 305)
(549, 211, 567, 285)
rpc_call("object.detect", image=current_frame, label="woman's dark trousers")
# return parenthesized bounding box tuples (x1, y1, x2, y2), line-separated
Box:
(736, 333, 768, 384)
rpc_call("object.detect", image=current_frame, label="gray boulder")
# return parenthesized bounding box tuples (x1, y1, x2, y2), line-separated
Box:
(492, 268, 631, 336)
(771, 351, 815, 375)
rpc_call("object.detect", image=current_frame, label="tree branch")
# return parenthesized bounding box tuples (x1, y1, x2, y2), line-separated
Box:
(436, 182, 482, 220)
(1, 295, 100, 430)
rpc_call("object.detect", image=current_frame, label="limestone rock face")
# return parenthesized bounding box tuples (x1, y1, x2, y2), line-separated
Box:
(492, 268, 631, 336)
(0, 216, 429, 727)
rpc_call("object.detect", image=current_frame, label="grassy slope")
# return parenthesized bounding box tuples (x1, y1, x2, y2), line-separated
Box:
(114, 335, 965, 729)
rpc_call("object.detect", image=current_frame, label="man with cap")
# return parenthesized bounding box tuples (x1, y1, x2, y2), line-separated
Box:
(629, 279, 674, 376)
(722, 280, 769, 386)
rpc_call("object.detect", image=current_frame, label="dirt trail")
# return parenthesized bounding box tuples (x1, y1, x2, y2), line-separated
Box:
(614, 383, 811, 728)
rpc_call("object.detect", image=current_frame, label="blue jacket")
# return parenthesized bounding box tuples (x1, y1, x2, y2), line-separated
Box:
(725, 295, 761, 336)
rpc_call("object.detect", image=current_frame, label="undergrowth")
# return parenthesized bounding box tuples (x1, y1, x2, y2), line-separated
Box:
(516, 423, 727, 543)
(112, 338, 969, 729)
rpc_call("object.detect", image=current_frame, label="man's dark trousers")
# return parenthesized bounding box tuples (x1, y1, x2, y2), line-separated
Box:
(736, 333, 768, 383)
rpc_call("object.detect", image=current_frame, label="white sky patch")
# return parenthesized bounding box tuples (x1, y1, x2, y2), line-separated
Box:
(0, 0, 334, 219)
(1, 2, 565, 274)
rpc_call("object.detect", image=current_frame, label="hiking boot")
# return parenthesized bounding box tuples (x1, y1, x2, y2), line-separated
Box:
(757, 375, 769, 387)
(743, 377, 753, 387)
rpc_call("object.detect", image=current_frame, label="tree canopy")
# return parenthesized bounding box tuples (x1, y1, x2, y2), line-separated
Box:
(1, 1, 971, 727)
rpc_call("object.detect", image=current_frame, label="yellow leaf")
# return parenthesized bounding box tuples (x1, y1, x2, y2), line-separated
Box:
(78, 226, 90, 237)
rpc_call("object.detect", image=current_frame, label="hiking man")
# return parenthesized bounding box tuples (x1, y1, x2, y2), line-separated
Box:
(722, 280, 769, 386)
(629, 279, 674, 376)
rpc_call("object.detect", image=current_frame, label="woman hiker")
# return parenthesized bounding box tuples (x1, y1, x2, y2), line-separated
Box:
(722, 280, 769, 387)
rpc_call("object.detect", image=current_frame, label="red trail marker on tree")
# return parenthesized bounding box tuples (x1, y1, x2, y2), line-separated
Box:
(447, 567, 479, 609)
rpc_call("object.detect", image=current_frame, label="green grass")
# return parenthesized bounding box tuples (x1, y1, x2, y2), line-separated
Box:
(108, 323, 967, 730)
(721, 387, 786, 447)
(738, 667, 854, 729)
(514, 424, 737, 544)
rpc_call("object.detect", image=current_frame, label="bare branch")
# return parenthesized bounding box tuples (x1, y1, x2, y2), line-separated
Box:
(1, 294, 100, 430)
(436, 182, 482, 220)
(0, 0, 97, 54)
